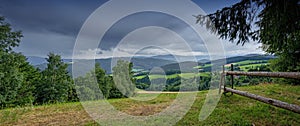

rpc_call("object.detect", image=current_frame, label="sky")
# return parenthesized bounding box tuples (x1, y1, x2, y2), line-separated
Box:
(0, 0, 264, 59)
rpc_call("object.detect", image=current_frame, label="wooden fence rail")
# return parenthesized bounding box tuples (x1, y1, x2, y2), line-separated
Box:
(221, 64, 300, 114)
(223, 87, 300, 114)
(226, 71, 300, 79)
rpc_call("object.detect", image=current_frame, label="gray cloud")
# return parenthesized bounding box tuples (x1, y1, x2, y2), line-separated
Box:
(0, 0, 263, 59)
(0, 0, 107, 36)
(14, 31, 75, 57)
(0, 0, 107, 57)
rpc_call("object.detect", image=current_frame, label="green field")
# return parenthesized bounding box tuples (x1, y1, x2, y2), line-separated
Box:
(134, 60, 270, 80)
(239, 63, 269, 71)
(1, 84, 299, 125)
(194, 60, 268, 71)
(193, 64, 212, 69)
(222, 60, 269, 71)
(135, 72, 210, 80)
(233, 60, 267, 65)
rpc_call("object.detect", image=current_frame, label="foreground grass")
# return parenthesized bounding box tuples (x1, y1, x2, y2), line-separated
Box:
(178, 84, 300, 125)
(1, 84, 300, 125)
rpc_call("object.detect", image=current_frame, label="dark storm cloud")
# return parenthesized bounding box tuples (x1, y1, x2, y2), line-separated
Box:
(0, 0, 107, 36)
(0, 0, 108, 57)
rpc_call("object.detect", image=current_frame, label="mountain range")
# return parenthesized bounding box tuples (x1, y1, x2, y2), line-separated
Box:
(27, 54, 275, 75)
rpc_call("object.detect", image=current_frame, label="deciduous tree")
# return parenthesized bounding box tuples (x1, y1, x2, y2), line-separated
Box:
(112, 60, 135, 97)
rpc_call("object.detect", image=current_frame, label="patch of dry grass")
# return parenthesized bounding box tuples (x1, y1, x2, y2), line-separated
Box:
(108, 93, 177, 116)
(0, 103, 92, 126)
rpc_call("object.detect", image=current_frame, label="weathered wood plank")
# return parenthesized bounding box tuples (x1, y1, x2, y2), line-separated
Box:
(223, 87, 300, 114)
(226, 71, 300, 79)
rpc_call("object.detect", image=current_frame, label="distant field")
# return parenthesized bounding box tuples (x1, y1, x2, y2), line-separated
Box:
(223, 60, 269, 71)
(134, 59, 271, 81)
(134, 72, 210, 80)
(194, 60, 269, 71)
(1, 84, 300, 125)
(233, 60, 267, 65)
(239, 63, 269, 71)
(193, 64, 212, 69)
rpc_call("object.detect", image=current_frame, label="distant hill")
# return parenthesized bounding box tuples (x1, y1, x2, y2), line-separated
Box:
(198, 59, 210, 63)
(160, 54, 276, 72)
(151, 54, 209, 62)
(93, 57, 175, 73)
(28, 54, 275, 76)
(160, 61, 201, 73)
(151, 54, 275, 65)
(208, 54, 276, 64)
(29, 56, 175, 75)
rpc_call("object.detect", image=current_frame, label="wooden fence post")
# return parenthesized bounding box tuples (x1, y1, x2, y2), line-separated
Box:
(231, 64, 234, 88)
(219, 65, 225, 94)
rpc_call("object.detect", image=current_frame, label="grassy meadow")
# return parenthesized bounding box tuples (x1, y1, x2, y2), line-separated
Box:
(1, 84, 299, 126)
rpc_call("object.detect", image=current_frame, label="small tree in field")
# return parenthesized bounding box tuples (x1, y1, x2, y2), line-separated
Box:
(112, 60, 135, 97)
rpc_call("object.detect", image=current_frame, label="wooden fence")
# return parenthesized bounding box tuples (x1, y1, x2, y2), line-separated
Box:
(220, 64, 300, 114)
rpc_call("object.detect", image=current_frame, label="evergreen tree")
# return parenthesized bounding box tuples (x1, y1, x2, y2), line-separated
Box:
(35, 53, 72, 104)
(107, 76, 123, 98)
(95, 63, 111, 98)
(0, 52, 38, 107)
(0, 16, 38, 108)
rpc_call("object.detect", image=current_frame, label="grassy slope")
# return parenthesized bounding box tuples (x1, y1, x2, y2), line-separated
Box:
(178, 84, 300, 126)
(1, 84, 300, 126)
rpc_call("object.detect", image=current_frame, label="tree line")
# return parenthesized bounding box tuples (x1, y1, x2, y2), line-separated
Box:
(0, 17, 134, 109)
